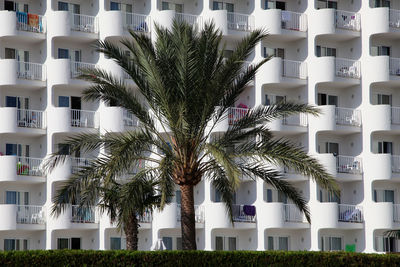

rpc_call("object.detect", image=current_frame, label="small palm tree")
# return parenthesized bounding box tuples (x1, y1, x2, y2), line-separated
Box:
(47, 20, 338, 250)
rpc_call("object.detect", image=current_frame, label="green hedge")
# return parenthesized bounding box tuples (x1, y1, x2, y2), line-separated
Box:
(0, 250, 400, 267)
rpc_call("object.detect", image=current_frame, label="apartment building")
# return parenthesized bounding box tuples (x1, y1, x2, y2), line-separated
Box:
(0, 0, 399, 253)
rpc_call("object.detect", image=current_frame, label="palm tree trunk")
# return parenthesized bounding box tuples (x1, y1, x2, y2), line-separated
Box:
(180, 184, 197, 250)
(124, 214, 139, 250)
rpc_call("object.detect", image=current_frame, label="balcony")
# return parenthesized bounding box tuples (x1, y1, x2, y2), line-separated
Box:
(71, 61, 96, 79)
(311, 57, 360, 86)
(71, 157, 91, 174)
(336, 155, 363, 175)
(0, 204, 45, 231)
(258, 202, 308, 229)
(283, 204, 306, 223)
(206, 202, 256, 229)
(208, 10, 254, 36)
(48, 11, 98, 40)
(71, 14, 98, 34)
(232, 204, 256, 223)
(71, 205, 96, 223)
(0, 60, 46, 88)
(49, 59, 95, 87)
(100, 107, 139, 133)
(310, 106, 361, 133)
(48, 108, 98, 133)
(212, 107, 249, 133)
(338, 204, 363, 223)
(50, 205, 98, 230)
(369, 202, 395, 229)
(269, 113, 308, 134)
(313, 202, 363, 229)
(176, 13, 203, 27)
(0, 108, 46, 135)
(100, 11, 150, 40)
(317, 154, 362, 181)
(0, 156, 45, 183)
(177, 204, 205, 224)
(394, 204, 400, 223)
(0, 11, 46, 40)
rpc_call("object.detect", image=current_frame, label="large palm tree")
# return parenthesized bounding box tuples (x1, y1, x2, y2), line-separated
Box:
(47, 20, 338, 250)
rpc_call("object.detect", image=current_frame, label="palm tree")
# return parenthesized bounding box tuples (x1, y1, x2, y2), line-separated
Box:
(46, 20, 338, 250)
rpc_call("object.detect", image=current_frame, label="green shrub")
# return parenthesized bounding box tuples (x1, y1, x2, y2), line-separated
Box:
(0, 250, 399, 267)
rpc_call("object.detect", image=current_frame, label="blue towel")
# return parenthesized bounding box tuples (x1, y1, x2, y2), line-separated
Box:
(16, 11, 28, 23)
(243, 205, 256, 216)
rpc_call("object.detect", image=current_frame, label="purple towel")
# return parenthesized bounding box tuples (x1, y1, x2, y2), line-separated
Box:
(243, 205, 256, 216)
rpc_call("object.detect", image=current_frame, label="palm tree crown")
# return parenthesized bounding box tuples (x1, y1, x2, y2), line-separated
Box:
(47, 20, 338, 250)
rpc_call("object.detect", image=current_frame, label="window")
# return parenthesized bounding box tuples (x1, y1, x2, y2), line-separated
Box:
(57, 238, 81, 249)
(176, 237, 182, 250)
(213, 1, 234, 12)
(264, 1, 286, 10)
(375, 236, 397, 252)
(264, 94, 285, 105)
(57, 238, 69, 249)
(266, 189, 287, 203)
(374, 0, 391, 8)
(215, 236, 237, 251)
(4, 239, 28, 251)
(58, 1, 69, 11)
(162, 2, 183, 12)
(321, 236, 343, 251)
(58, 143, 70, 155)
(317, 93, 338, 106)
(58, 96, 70, 107)
(263, 47, 284, 59)
(325, 142, 339, 155)
(316, 0, 338, 9)
(110, 237, 121, 250)
(110, 1, 121, 10)
(372, 93, 392, 105)
(267, 236, 289, 251)
(319, 188, 340, 203)
(214, 188, 236, 203)
(58, 48, 69, 59)
(374, 189, 395, 203)
(175, 190, 181, 204)
(377, 141, 393, 154)
(371, 46, 391, 56)
(5, 48, 16, 59)
(316, 46, 336, 57)
(162, 237, 173, 250)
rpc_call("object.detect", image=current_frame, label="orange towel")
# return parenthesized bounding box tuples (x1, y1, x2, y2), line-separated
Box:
(28, 13, 39, 28)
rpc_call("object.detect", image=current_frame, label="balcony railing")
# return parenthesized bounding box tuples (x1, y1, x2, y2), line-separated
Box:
(282, 113, 308, 127)
(17, 157, 44, 176)
(228, 107, 249, 125)
(392, 155, 400, 173)
(177, 204, 205, 223)
(227, 12, 254, 31)
(17, 109, 45, 129)
(123, 110, 139, 127)
(16, 12, 45, 33)
(338, 204, 363, 223)
(16, 205, 45, 224)
(336, 155, 362, 174)
(282, 59, 307, 79)
(283, 204, 305, 222)
(71, 61, 96, 78)
(138, 209, 152, 223)
(335, 58, 361, 79)
(71, 109, 97, 128)
(392, 107, 400, 125)
(124, 12, 150, 32)
(390, 57, 400, 76)
(71, 14, 98, 33)
(71, 205, 96, 223)
(281, 11, 307, 32)
(175, 13, 203, 27)
(389, 9, 400, 28)
(394, 204, 400, 222)
(335, 10, 360, 31)
(232, 204, 256, 223)
(17, 62, 46, 81)
(335, 107, 362, 127)
(71, 157, 91, 174)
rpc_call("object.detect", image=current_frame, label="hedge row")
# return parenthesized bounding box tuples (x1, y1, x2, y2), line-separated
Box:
(1, 250, 400, 267)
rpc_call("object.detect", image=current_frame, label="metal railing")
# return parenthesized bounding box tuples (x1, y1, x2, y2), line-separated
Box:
(392, 107, 400, 124)
(177, 205, 205, 223)
(123, 109, 139, 127)
(336, 155, 362, 174)
(17, 157, 44, 176)
(16, 205, 45, 224)
(70, 109, 97, 128)
(16, 12, 45, 33)
(283, 59, 307, 79)
(389, 9, 400, 28)
(228, 107, 249, 125)
(335, 107, 362, 127)
(281, 11, 307, 32)
(335, 58, 361, 79)
(175, 13, 203, 28)
(71, 205, 96, 223)
(17, 62, 46, 81)
(138, 209, 152, 223)
(282, 113, 308, 127)
(390, 57, 400, 76)
(394, 204, 400, 222)
(71, 157, 91, 174)
(227, 12, 254, 31)
(232, 204, 256, 223)
(335, 10, 360, 31)
(71, 61, 96, 78)
(71, 14, 98, 33)
(124, 12, 150, 32)
(338, 204, 363, 223)
(17, 109, 45, 129)
(392, 155, 400, 173)
(283, 204, 305, 222)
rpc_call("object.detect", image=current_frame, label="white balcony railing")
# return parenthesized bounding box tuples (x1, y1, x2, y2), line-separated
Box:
(338, 204, 363, 223)
(335, 107, 362, 127)
(17, 109, 45, 129)
(335, 10, 360, 31)
(17, 157, 44, 176)
(389, 9, 400, 28)
(177, 204, 205, 223)
(335, 58, 361, 79)
(232, 204, 256, 223)
(17, 62, 46, 81)
(392, 107, 400, 125)
(123, 110, 139, 127)
(71, 109, 97, 128)
(175, 13, 203, 28)
(394, 204, 400, 222)
(390, 57, 400, 76)
(71, 61, 96, 78)
(282, 113, 308, 127)
(283, 204, 305, 222)
(124, 12, 150, 32)
(16, 205, 45, 224)
(138, 209, 152, 223)
(227, 12, 254, 31)
(281, 11, 307, 32)
(71, 14, 98, 33)
(392, 155, 400, 173)
(71, 157, 91, 174)
(71, 205, 96, 223)
(336, 155, 362, 174)
(228, 107, 249, 125)
(282, 60, 307, 79)
(16, 12, 45, 33)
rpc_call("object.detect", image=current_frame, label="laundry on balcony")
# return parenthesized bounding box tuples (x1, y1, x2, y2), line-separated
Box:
(16, 162, 29, 175)
(16, 11, 42, 33)
(243, 205, 256, 216)
(134, 22, 148, 32)
(339, 207, 362, 222)
(232, 204, 256, 222)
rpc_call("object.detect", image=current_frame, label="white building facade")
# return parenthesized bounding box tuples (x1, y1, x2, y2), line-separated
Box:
(0, 0, 398, 253)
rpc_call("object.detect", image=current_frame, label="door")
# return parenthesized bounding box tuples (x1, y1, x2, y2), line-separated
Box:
(378, 141, 393, 154)
(71, 96, 82, 127)
(71, 238, 81, 249)
(276, 1, 286, 10)
(71, 97, 81, 110)
(57, 238, 69, 249)
(175, 190, 181, 204)
(215, 236, 224, 250)
(110, 1, 120, 10)
(326, 142, 339, 155)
